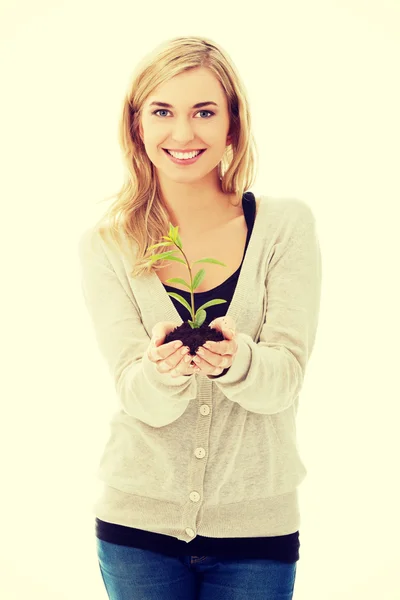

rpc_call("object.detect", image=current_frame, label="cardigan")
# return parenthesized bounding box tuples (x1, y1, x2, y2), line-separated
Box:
(78, 191, 322, 562)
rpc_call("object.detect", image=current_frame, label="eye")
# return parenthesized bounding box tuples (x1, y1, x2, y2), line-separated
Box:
(152, 109, 215, 119)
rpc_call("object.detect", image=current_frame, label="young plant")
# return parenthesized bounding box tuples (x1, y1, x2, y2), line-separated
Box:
(145, 222, 227, 352)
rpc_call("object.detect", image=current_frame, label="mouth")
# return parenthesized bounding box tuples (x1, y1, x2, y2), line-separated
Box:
(163, 148, 206, 165)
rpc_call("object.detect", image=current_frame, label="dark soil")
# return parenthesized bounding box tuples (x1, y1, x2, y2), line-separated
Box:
(164, 321, 225, 356)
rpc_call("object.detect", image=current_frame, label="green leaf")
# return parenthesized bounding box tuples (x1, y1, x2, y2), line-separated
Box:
(175, 233, 183, 250)
(147, 241, 173, 251)
(168, 224, 179, 243)
(162, 236, 173, 241)
(148, 250, 186, 265)
(194, 309, 206, 327)
(164, 255, 187, 265)
(166, 292, 192, 315)
(148, 250, 175, 262)
(192, 257, 227, 267)
(165, 224, 182, 249)
(165, 277, 191, 290)
(191, 268, 206, 291)
(196, 298, 227, 313)
(187, 320, 198, 329)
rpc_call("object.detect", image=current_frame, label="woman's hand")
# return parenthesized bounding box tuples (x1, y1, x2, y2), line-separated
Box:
(192, 316, 238, 377)
(147, 321, 197, 378)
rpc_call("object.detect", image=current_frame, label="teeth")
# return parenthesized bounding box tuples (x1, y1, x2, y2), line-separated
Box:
(167, 150, 201, 159)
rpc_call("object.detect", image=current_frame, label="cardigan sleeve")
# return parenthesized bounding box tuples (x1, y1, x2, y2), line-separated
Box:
(78, 227, 197, 428)
(207, 200, 322, 414)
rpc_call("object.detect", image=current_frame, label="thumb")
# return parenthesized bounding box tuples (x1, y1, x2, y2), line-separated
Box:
(209, 317, 222, 330)
(151, 321, 180, 344)
(210, 317, 236, 334)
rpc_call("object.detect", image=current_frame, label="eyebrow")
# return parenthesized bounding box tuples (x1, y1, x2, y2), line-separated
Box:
(149, 101, 218, 109)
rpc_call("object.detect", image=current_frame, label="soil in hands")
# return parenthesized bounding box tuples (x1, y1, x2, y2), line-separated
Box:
(164, 322, 225, 356)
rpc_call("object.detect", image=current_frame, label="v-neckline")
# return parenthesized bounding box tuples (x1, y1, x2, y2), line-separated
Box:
(149, 195, 265, 328)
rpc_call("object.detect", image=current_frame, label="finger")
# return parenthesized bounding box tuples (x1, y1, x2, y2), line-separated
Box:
(157, 344, 189, 373)
(192, 353, 228, 375)
(223, 316, 237, 332)
(151, 321, 181, 342)
(203, 339, 232, 356)
(170, 353, 197, 377)
(149, 339, 183, 363)
(193, 351, 231, 370)
(224, 327, 236, 339)
(210, 317, 236, 333)
(148, 336, 164, 362)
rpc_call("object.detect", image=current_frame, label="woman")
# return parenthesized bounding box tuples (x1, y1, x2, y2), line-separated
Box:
(78, 35, 322, 600)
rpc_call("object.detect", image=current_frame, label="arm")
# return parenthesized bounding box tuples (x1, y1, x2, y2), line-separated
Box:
(208, 201, 322, 414)
(78, 227, 197, 428)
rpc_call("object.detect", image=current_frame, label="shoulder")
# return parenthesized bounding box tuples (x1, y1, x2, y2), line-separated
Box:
(78, 219, 127, 258)
(262, 195, 315, 219)
(260, 195, 317, 232)
(78, 224, 103, 259)
(257, 196, 319, 251)
(77, 222, 116, 265)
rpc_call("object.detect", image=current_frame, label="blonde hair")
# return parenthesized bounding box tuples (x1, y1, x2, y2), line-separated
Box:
(94, 35, 259, 278)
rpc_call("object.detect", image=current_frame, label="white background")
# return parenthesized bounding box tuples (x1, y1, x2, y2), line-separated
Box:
(1, 1, 399, 598)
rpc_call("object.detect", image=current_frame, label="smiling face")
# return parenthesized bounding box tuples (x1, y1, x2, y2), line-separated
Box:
(139, 67, 232, 185)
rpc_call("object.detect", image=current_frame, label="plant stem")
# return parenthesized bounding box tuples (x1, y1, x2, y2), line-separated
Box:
(173, 242, 195, 322)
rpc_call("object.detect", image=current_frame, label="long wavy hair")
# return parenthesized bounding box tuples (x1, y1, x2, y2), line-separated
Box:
(93, 35, 259, 278)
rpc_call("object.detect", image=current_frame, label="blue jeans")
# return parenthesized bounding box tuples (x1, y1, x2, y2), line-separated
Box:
(96, 539, 297, 600)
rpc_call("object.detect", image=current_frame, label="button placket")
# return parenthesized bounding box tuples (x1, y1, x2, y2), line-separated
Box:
(184, 389, 212, 540)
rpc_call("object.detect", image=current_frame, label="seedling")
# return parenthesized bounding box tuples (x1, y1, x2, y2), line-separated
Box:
(145, 222, 227, 352)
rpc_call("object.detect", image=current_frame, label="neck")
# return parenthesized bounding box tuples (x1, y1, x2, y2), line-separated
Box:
(156, 172, 241, 230)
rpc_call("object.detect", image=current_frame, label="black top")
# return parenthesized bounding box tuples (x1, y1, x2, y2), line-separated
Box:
(95, 192, 300, 563)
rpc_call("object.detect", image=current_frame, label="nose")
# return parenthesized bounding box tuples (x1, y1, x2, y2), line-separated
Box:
(170, 117, 196, 144)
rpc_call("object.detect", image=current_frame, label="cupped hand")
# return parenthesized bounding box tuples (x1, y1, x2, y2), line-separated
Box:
(191, 316, 238, 377)
(147, 321, 198, 378)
